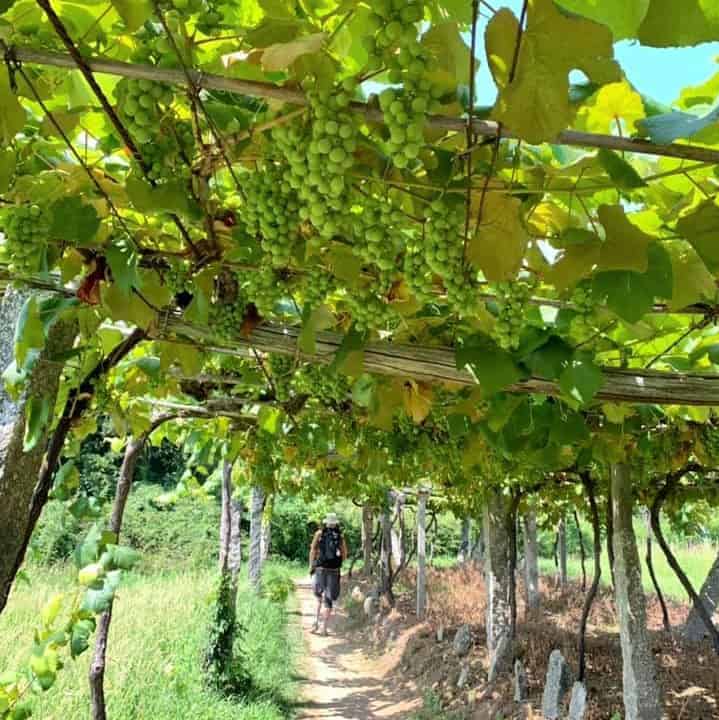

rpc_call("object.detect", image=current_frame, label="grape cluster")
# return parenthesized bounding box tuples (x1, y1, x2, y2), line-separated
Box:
(351, 192, 405, 274)
(140, 121, 194, 181)
(165, 260, 193, 295)
(423, 199, 478, 314)
(403, 244, 435, 302)
(210, 298, 247, 341)
(241, 164, 302, 268)
(344, 289, 397, 333)
(366, 0, 442, 168)
(115, 78, 174, 145)
(1, 204, 52, 273)
(244, 267, 287, 317)
(570, 282, 598, 337)
(492, 278, 537, 350)
(303, 265, 337, 309)
(293, 365, 350, 405)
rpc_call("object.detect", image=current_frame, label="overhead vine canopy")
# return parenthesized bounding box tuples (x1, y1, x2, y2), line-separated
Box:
(3, 0, 719, 440)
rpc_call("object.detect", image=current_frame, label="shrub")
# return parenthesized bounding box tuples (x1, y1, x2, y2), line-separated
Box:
(261, 566, 295, 604)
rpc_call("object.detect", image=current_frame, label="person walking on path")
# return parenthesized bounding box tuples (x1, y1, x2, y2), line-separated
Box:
(309, 512, 348, 636)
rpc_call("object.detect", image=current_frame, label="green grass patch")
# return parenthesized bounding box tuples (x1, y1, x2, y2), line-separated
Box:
(0, 565, 300, 720)
(540, 532, 717, 602)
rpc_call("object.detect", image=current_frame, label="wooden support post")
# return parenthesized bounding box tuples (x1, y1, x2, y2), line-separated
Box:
(417, 489, 429, 620)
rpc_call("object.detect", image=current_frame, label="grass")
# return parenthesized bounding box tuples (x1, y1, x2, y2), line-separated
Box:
(539, 522, 717, 602)
(0, 562, 301, 720)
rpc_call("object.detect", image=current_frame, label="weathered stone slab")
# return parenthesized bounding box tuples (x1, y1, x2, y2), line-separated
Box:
(569, 681, 587, 720)
(541, 649, 573, 719)
(514, 659, 528, 702)
(453, 624, 472, 656)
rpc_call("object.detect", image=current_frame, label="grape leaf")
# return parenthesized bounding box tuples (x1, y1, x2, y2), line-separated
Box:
(592, 270, 655, 322)
(422, 22, 474, 92)
(525, 336, 574, 380)
(111, 0, 152, 31)
(261, 32, 327, 71)
(487, 0, 620, 144)
(14, 296, 45, 368)
(559, 352, 604, 405)
(456, 334, 525, 396)
(597, 149, 647, 190)
(554, 0, 650, 40)
(469, 192, 528, 281)
(638, 105, 719, 144)
(0, 66, 25, 144)
(665, 241, 716, 310)
(597, 204, 652, 272)
(23, 397, 51, 452)
(545, 242, 600, 292)
(638, 0, 719, 47)
(49, 197, 100, 245)
(676, 199, 719, 273)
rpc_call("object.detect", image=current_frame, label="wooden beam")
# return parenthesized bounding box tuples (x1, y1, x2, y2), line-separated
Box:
(12, 46, 719, 165)
(156, 316, 719, 407)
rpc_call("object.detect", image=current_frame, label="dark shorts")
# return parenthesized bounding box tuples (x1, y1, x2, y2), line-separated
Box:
(313, 567, 341, 608)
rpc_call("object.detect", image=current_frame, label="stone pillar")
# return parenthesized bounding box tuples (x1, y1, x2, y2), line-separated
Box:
(523, 512, 540, 612)
(361, 504, 373, 577)
(612, 463, 662, 720)
(260, 497, 272, 563)
(248, 485, 266, 593)
(558, 516, 568, 588)
(219, 460, 243, 590)
(0, 289, 76, 613)
(684, 552, 719, 642)
(417, 489, 429, 619)
(379, 504, 392, 596)
(484, 489, 513, 680)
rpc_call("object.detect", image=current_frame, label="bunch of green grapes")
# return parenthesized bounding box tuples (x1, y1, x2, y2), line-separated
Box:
(699, 425, 719, 467)
(165, 260, 193, 295)
(301, 78, 360, 237)
(366, 0, 442, 168)
(351, 192, 405, 273)
(492, 278, 537, 350)
(210, 298, 247, 341)
(403, 244, 435, 302)
(115, 78, 175, 145)
(292, 364, 350, 405)
(141, 121, 194, 181)
(240, 164, 302, 267)
(1, 204, 52, 273)
(302, 265, 338, 309)
(244, 267, 287, 317)
(344, 288, 397, 333)
(569, 282, 599, 336)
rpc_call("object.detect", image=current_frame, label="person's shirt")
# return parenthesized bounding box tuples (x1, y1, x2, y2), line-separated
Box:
(309, 526, 348, 567)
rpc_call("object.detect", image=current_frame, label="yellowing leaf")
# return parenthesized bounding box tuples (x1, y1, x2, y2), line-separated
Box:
(261, 33, 327, 71)
(422, 21, 474, 92)
(554, 0, 650, 40)
(665, 241, 716, 311)
(578, 81, 646, 134)
(0, 66, 25, 144)
(596, 205, 651, 273)
(676, 199, 719, 274)
(469, 193, 528, 281)
(545, 243, 600, 292)
(402, 380, 433, 424)
(487, 0, 620, 143)
(638, 0, 719, 47)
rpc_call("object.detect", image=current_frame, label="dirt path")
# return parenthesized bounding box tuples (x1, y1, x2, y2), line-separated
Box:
(295, 579, 422, 720)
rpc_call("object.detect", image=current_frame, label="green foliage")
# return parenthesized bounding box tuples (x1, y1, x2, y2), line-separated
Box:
(409, 690, 462, 720)
(261, 565, 295, 604)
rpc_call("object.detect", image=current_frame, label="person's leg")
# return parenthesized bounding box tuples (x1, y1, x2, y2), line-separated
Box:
(312, 569, 324, 631)
(322, 597, 333, 635)
(322, 571, 340, 635)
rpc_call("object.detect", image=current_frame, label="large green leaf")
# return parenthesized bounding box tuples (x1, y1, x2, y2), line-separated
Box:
(49, 197, 100, 245)
(422, 22, 474, 92)
(14, 296, 45, 368)
(676, 199, 719, 273)
(0, 66, 25, 144)
(592, 270, 654, 322)
(597, 204, 651, 272)
(487, 0, 620, 143)
(456, 334, 525, 396)
(638, 0, 719, 47)
(261, 32, 327, 71)
(111, 0, 152, 30)
(559, 352, 604, 405)
(597, 149, 646, 190)
(554, 0, 650, 40)
(469, 192, 528, 281)
(23, 397, 51, 452)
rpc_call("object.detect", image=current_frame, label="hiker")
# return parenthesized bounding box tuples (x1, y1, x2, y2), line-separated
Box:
(309, 512, 348, 635)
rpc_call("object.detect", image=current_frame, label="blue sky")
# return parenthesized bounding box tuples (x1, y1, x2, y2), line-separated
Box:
(472, 1, 719, 106)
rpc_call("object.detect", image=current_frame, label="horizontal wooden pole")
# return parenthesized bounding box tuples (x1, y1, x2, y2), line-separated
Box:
(12, 46, 719, 165)
(157, 316, 719, 407)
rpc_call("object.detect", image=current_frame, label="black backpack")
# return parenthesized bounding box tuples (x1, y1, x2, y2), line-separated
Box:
(318, 526, 343, 569)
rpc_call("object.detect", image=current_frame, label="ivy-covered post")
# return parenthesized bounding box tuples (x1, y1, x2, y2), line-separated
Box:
(523, 512, 540, 612)
(684, 552, 719, 642)
(416, 488, 429, 619)
(611, 463, 663, 720)
(0, 289, 76, 614)
(248, 485, 266, 593)
(361, 504, 374, 577)
(219, 460, 243, 593)
(379, 498, 392, 602)
(484, 489, 513, 680)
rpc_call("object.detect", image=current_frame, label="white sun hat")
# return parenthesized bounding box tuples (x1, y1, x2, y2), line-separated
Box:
(323, 512, 339, 526)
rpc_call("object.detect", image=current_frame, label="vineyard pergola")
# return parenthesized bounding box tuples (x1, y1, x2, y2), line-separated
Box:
(2, 0, 719, 718)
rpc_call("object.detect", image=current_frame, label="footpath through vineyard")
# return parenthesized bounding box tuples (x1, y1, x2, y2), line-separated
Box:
(296, 580, 422, 720)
